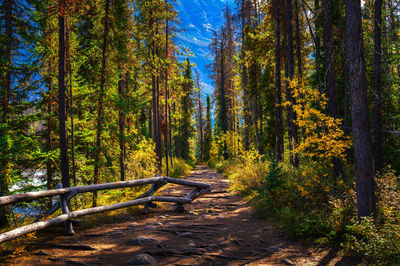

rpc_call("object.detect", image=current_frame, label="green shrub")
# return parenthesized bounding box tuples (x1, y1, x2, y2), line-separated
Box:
(223, 157, 400, 263)
(341, 168, 400, 263)
(126, 139, 157, 179)
(169, 158, 193, 178)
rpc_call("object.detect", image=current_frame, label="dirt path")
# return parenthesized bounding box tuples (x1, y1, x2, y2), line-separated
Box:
(8, 166, 348, 265)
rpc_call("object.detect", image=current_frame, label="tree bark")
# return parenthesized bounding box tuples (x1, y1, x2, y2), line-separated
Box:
(58, 0, 70, 189)
(66, 25, 76, 186)
(345, 0, 375, 217)
(274, 0, 284, 161)
(374, 0, 383, 174)
(93, 0, 110, 206)
(322, 0, 343, 179)
(118, 75, 126, 181)
(46, 81, 54, 207)
(314, 0, 323, 92)
(241, 0, 250, 151)
(294, 0, 302, 77)
(0, 0, 13, 228)
(164, 4, 169, 175)
(285, 0, 299, 167)
(195, 70, 204, 161)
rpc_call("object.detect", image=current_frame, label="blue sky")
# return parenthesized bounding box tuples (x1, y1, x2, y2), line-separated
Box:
(174, 0, 235, 99)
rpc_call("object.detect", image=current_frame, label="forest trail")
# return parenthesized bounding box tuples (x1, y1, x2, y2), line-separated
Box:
(8, 166, 349, 265)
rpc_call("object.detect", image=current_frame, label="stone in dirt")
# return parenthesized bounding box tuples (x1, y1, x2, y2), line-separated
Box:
(128, 237, 161, 246)
(145, 249, 183, 256)
(187, 239, 196, 247)
(219, 240, 230, 246)
(33, 250, 50, 256)
(181, 248, 202, 255)
(64, 259, 89, 265)
(178, 232, 193, 237)
(281, 258, 295, 265)
(127, 254, 156, 265)
(261, 246, 281, 254)
(144, 225, 156, 230)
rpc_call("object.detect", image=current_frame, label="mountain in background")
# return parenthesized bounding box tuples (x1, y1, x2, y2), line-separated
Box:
(174, 0, 235, 98)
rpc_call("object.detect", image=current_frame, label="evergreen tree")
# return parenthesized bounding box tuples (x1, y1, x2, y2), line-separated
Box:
(177, 58, 194, 162)
(203, 94, 212, 162)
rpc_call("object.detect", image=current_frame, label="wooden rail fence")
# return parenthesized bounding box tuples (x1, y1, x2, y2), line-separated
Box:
(0, 176, 211, 244)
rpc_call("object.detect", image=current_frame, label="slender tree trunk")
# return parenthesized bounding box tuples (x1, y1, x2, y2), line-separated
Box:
(46, 84, 54, 208)
(274, 0, 284, 161)
(219, 41, 228, 160)
(58, 0, 70, 189)
(93, 0, 110, 207)
(322, 0, 343, 179)
(314, 0, 323, 92)
(345, 0, 375, 217)
(118, 75, 126, 181)
(242, 0, 250, 151)
(156, 76, 162, 170)
(374, 0, 383, 174)
(164, 5, 169, 175)
(0, 0, 13, 228)
(195, 70, 204, 161)
(149, 107, 152, 139)
(169, 103, 173, 167)
(285, 0, 299, 167)
(294, 0, 302, 77)
(66, 24, 76, 186)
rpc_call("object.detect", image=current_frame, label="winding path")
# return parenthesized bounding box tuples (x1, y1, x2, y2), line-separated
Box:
(9, 166, 349, 265)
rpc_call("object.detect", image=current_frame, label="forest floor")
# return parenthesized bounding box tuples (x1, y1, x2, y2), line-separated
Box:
(7, 166, 359, 265)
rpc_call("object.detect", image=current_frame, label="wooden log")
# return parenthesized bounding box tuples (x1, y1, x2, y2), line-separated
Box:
(0, 197, 153, 243)
(0, 195, 192, 243)
(171, 188, 200, 212)
(35, 188, 78, 222)
(143, 183, 157, 214)
(153, 196, 192, 204)
(185, 188, 201, 200)
(165, 177, 210, 188)
(0, 176, 165, 206)
(57, 184, 75, 235)
(135, 179, 167, 200)
(192, 187, 211, 201)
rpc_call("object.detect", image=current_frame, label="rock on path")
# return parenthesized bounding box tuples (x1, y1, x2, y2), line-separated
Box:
(8, 166, 351, 265)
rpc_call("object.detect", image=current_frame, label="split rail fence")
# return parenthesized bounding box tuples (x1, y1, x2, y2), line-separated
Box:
(0, 176, 211, 244)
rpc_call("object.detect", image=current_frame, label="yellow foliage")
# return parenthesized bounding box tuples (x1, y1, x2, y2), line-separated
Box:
(286, 78, 351, 162)
(126, 139, 157, 179)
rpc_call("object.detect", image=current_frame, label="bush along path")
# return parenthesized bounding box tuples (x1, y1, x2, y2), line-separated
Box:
(8, 166, 356, 265)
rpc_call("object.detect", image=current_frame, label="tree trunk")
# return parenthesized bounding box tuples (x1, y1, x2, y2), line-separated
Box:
(374, 0, 383, 174)
(156, 76, 162, 171)
(294, 0, 302, 77)
(345, 0, 375, 217)
(46, 81, 54, 208)
(242, 0, 250, 151)
(314, 0, 323, 93)
(274, 0, 284, 161)
(66, 25, 76, 186)
(0, 0, 13, 228)
(195, 70, 204, 161)
(164, 6, 169, 175)
(58, 0, 70, 189)
(285, 0, 299, 167)
(169, 103, 173, 167)
(118, 75, 126, 181)
(322, 0, 343, 179)
(93, 0, 110, 207)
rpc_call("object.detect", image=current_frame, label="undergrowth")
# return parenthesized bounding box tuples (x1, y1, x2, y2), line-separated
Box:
(216, 152, 400, 264)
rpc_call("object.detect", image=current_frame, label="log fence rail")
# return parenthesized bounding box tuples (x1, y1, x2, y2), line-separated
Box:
(0, 176, 211, 244)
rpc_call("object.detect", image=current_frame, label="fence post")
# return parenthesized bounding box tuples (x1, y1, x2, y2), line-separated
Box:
(56, 183, 75, 235)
